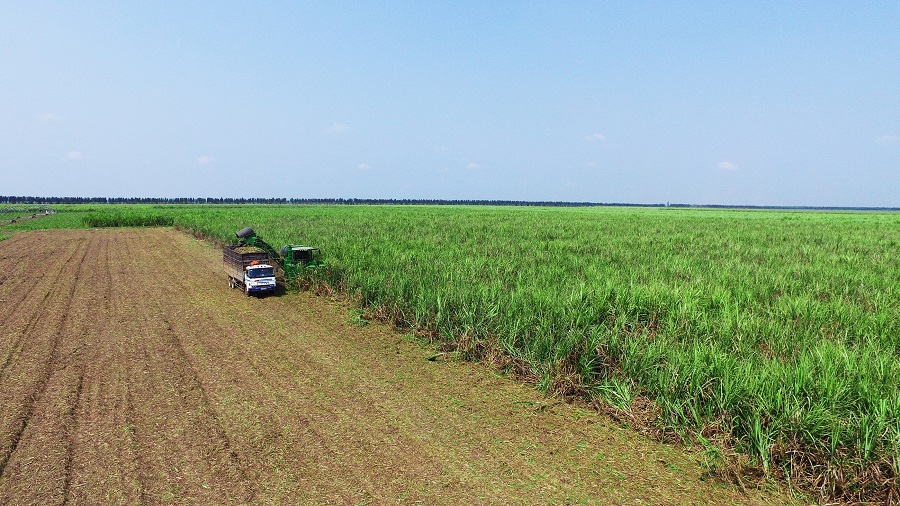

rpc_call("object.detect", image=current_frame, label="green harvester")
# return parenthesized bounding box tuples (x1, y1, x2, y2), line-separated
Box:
(235, 227, 324, 281)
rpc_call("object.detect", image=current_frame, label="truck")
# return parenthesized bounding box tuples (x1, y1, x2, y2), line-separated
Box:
(224, 227, 324, 295)
(223, 245, 278, 296)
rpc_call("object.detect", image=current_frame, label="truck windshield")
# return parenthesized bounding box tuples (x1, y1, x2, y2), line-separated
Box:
(247, 267, 275, 278)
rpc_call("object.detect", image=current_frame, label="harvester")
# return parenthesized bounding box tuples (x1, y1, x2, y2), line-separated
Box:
(234, 227, 324, 280)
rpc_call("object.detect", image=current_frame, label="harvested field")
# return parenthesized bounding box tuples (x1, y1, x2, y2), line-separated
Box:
(0, 228, 799, 505)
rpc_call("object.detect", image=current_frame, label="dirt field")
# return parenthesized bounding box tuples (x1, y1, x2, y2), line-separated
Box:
(0, 228, 798, 505)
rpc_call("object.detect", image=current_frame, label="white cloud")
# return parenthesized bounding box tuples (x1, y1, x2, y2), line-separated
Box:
(876, 134, 900, 145)
(717, 161, 738, 171)
(584, 133, 607, 142)
(357, 163, 371, 171)
(466, 162, 482, 170)
(197, 155, 214, 165)
(62, 151, 83, 161)
(433, 145, 449, 152)
(326, 122, 348, 134)
(36, 112, 62, 122)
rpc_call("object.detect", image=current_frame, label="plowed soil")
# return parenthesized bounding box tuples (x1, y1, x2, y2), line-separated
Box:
(0, 228, 798, 505)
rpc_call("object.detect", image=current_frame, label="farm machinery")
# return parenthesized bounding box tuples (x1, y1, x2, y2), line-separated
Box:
(232, 227, 324, 281)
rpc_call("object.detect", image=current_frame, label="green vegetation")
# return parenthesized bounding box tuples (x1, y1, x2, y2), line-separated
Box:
(84, 211, 174, 228)
(19, 204, 900, 499)
(0, 206, 91, 231)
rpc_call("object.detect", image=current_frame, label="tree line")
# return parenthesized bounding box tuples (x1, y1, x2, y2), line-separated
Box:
(0, 196, 896, 211)
(0, 196, 650, 207)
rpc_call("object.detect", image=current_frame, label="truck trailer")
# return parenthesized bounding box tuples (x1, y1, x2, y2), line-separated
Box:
(223, 246, 278, 296)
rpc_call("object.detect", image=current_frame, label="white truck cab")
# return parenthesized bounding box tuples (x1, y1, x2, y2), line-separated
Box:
(242, 263, 277, 296)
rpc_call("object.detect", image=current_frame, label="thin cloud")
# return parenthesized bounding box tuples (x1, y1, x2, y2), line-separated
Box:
(584, 133, 607, 142)
(62, 151, 83, 161)
(466, 162, 482, 170)
(326, 122, 348, 134)
(357, 163, 371, 171)
(36, 112, 62, 122)
(876, 134, 900, 145)
(197, 155, 214, 165)
(717, 161, 738, 171)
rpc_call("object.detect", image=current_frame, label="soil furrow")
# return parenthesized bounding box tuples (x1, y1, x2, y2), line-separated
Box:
(0, 236, 83, 380)
(65, 229, 146, 505)
(0, 235, 85, 484)
(120, 343, 150, 505)
(0, 234, 35, 307)
(0, 233, 91, 504)
(61, 366, 85, 506)
(157, 304, 339, 502)
(159, 314, 257, 501)
(145, 256, 369, 502)
(94, 229, 254, 504)
(0, 233, 80, 319)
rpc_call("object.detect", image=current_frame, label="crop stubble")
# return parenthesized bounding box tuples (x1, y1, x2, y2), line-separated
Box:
(0, 228, 795, 505)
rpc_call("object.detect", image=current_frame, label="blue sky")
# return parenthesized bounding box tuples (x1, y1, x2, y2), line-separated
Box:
(2, 2, 898, 206)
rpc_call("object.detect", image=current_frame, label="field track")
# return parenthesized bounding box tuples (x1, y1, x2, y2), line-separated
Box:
(0, 228, 795, 505)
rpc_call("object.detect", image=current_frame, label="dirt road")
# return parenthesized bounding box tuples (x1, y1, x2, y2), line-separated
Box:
(0, 228, 795, 505)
